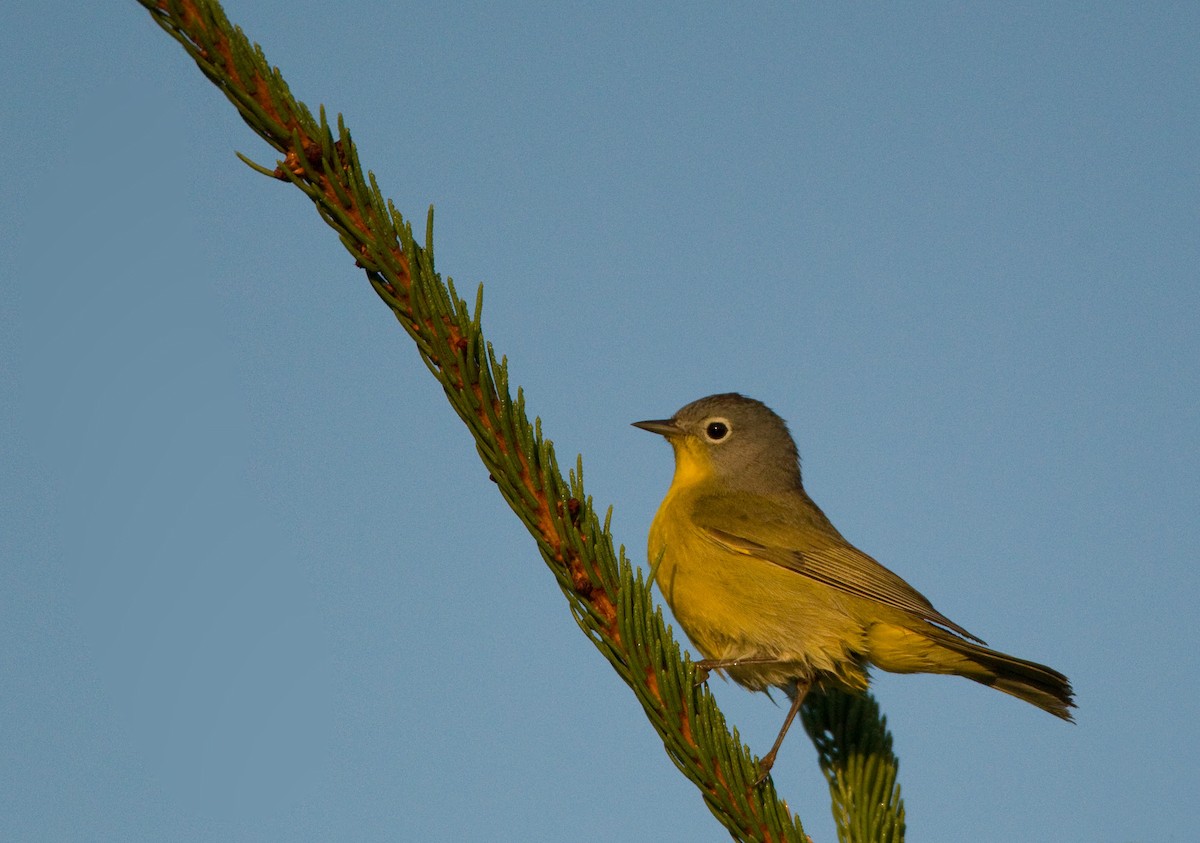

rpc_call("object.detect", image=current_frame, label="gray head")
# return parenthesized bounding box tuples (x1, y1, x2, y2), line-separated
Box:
(633, 393, 803, 493)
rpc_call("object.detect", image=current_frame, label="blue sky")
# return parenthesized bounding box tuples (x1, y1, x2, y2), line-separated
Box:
(2, 3, 1198, 841)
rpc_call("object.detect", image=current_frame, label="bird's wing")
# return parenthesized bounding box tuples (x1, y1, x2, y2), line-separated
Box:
(691, 492, 985, 644)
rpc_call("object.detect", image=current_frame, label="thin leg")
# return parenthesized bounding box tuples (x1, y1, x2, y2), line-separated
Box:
(754, 682, 809, 785)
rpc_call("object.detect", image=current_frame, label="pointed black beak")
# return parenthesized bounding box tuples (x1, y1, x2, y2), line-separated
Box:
(632, 418, 680, 437)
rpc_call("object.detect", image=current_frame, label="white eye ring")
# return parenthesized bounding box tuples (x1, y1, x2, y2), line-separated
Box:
(702, 417, 732, 443)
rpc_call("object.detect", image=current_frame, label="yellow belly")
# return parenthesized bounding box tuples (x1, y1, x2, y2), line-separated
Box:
(649, 491, 869, 692)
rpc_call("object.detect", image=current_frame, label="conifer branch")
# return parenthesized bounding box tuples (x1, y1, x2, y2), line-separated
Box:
(802, 689, 905, 843)
(134, 2, 905, 839)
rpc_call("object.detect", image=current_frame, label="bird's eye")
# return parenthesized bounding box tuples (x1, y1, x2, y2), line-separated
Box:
(704, 420, 730, 442)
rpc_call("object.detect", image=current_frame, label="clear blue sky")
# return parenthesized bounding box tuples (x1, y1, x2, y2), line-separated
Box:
(3, 4, 1197, 841)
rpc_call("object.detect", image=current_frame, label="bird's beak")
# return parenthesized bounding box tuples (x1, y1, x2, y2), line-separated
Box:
(632, 418, 680, 437)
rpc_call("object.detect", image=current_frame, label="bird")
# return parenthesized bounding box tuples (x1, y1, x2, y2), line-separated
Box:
(633, 392, 1074, 780)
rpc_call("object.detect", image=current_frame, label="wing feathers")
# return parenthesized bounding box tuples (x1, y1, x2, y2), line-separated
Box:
(695, 494, 985, 645)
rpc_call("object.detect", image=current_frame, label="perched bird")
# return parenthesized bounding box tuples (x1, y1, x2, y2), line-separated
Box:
(634, 393, 1074, 779)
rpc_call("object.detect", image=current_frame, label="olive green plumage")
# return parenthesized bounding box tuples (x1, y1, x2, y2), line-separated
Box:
(634, 393, 1074, 776)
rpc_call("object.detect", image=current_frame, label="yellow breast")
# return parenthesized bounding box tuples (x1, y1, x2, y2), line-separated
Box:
(647, 447, 868, 692)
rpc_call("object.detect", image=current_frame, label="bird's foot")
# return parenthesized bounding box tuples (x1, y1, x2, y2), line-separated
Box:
(692, 659, 716, 685)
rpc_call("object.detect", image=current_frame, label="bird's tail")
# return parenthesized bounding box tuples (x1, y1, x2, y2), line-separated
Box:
(952, 638, 1075, 721)
(868, 623, 1075, 721)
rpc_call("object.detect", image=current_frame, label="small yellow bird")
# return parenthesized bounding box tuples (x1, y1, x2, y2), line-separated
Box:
(634, 393, 1074, 778)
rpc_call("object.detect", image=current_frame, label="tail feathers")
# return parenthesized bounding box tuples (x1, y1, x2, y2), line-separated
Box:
(957, 640, 1076, 721)
(868, 623, 1075, 720)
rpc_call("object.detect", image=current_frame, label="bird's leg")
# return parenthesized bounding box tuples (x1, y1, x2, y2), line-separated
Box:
(693, 656, 792, 686)
(754, 681, 809, 786)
